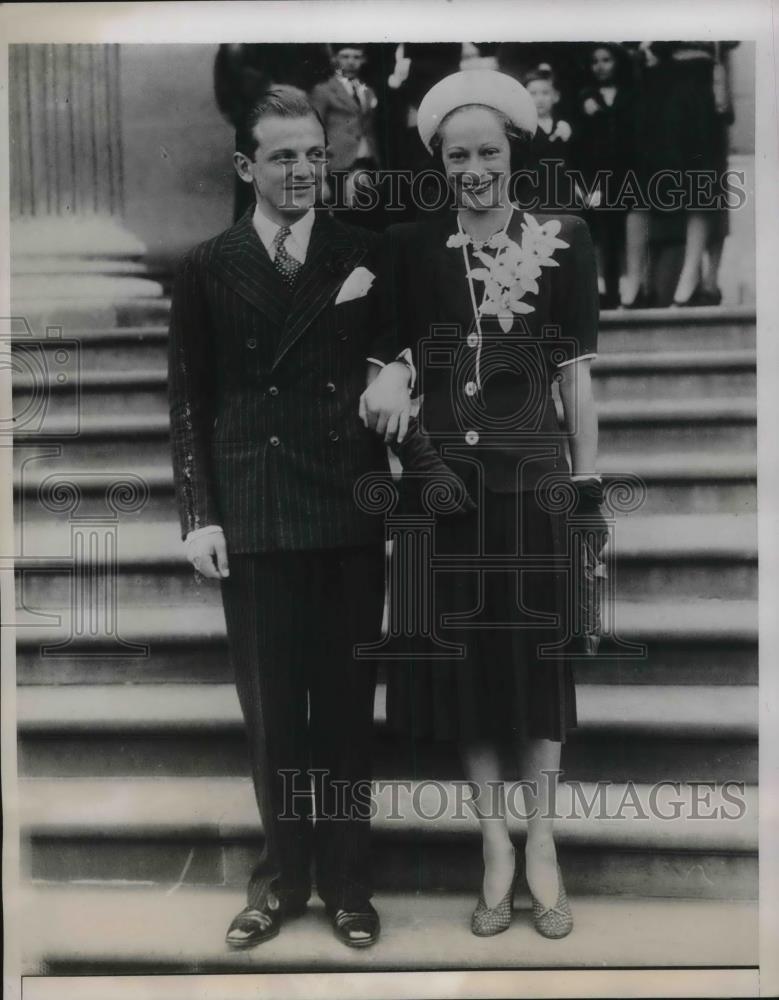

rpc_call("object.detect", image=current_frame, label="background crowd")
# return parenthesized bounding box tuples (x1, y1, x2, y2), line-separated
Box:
(214, 40, 740, 309)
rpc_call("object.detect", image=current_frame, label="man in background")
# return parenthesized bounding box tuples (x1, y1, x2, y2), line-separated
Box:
(310, 44, 380, 172)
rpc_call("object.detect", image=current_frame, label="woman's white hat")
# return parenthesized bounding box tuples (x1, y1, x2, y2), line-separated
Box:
(416, 69, 538, 153)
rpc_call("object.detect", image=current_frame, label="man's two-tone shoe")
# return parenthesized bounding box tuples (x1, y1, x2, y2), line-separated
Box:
(327, 901, 380, 948)
(225, 880, 282, 949)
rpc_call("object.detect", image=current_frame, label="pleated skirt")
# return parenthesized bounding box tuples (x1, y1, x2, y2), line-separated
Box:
(384, 487, 578, 745)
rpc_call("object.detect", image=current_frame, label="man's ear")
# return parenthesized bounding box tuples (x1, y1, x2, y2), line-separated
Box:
(233, 151, 254, 184)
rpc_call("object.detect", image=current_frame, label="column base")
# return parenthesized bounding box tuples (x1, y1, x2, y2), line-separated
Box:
(11, 214, 164, 306)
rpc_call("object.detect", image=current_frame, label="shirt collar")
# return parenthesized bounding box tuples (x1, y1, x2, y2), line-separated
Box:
(252, 204, 316, 262)
(336, 70, 363, 92)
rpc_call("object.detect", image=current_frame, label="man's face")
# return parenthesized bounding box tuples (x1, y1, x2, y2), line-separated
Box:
(233, 114, 327, 222)
(335, 48, 365, 79)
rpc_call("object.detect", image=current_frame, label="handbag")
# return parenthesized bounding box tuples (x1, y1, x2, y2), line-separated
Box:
(570, 478, 608, 656)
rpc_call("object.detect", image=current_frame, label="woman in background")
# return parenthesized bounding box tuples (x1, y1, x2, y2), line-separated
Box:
(634, 41, 738, 306)
(572, 43, 648, 309)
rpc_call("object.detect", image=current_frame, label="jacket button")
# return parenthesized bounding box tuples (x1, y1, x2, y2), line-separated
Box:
(464, 381, 477, 396)
(339, 332, 348, 341)
(328, 430, 340, 442)
(268, 385, 279, 396)
(467, 333, 478, 348)
(269, 435, 280, 447)
(246, 338, 257, 349)
(325, 381, 336, 393)
(465, 430, 479, 446)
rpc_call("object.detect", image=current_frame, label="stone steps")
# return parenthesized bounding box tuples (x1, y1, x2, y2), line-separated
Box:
(18, 885, 759, 975)
(16, 682, 758, 785)
(21, 776, 757, 897)
(12, 301, 760, 928)
(11, 349, 757, 419)
(14, 598, 758, 687)
(12, 514, 757, 606)
(10, 396, 758, 464)
(13, 452, 757, 520)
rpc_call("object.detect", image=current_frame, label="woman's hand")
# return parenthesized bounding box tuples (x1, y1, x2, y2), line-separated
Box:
(582, 96, 599, 116)
(550, 119, 572, 142)
(360, 361, 413, 443)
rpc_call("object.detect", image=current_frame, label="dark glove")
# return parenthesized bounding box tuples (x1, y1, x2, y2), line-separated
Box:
(570, 477, 609, 559)
(391, 420, 477, 515)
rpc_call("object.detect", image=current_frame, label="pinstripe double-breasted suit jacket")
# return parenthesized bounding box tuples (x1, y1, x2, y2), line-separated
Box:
(168, 208, 395, 553)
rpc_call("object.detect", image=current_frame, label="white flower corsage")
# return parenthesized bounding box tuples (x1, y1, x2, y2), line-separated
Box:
(447, 213, 570, 332)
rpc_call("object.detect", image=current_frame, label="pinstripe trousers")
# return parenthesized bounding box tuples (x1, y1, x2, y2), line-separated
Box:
(221, 545, 384, 911)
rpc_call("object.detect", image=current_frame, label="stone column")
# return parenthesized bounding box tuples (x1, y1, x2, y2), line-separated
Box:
(9, 43, 161, 304)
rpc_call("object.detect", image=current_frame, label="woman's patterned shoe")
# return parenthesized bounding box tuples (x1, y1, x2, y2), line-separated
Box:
(471, 850, 517, 937)
(530, 863, 573, 939)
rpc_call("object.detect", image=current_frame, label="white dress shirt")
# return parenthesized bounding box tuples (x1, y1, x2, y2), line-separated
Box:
(252, 203, 315, 264)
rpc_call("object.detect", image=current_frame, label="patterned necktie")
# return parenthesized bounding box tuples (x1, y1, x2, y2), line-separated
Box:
(272, 226, 303, 287)
(351, 80, 362, 110)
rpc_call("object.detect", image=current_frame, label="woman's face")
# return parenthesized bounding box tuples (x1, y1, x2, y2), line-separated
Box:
(438, 105, 511, 211)
(591, 48, 616, 83)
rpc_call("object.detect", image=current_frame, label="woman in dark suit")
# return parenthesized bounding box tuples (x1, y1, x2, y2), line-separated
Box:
(364, 69, 605, 939)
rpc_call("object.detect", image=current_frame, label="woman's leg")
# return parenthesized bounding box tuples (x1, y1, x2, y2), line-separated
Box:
(621, 208, 649, 304)
(461, 740, 515, 908)
(520, 737, 564, 908)
(672, 210, 708, 302)
(702, 233, 725, 296)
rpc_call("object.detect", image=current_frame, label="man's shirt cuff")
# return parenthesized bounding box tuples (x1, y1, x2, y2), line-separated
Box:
(186, 525, 224, 543)
(366, 348, 417, 391)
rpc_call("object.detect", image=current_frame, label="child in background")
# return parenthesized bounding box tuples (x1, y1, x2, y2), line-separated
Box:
(522, 64, 576, 212)
(573, 43, 649, 309)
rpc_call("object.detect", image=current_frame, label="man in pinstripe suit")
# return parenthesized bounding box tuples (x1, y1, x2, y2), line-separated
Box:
(168, 87, 412, 950)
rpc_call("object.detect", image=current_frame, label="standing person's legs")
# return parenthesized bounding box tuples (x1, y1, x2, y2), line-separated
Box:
(672, 210, 708, 304)
(221, 552, 314, 914)
(307, 546, 383, 912)
(622, 208, 650, 306)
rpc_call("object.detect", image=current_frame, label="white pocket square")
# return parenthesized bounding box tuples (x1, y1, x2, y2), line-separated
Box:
(335, 265, 375, 305)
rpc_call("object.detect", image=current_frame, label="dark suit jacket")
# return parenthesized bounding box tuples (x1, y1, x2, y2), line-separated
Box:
(168, 208, 395, 553)
(310, 76, 379, 171)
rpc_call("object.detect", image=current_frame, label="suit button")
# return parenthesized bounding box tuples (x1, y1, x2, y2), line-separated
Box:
(268, 385, 279, 396)
(325, 381, 336, 393)
(467, 333, 478, 348)
(246, 338, 257, 349)
(465, 430, 479, 446)
(339, 331, 348, 341)
(464, 381, 477, 396)
(328, 430, 340, 442)
(269, 435, 280, 447)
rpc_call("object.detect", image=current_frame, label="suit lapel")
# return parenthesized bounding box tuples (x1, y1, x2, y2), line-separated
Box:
(271, 212, 367, 370)
(331, 75, 358, 112)
(205, 208, 290, 329)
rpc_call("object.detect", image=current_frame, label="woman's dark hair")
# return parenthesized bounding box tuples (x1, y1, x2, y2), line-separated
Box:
(585, 43, 633, 87)
(428, 103, 534, 173)
(234, 85, 327, 158)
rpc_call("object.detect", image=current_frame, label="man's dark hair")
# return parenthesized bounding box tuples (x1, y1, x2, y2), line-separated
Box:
(235, 85, 327, 159)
